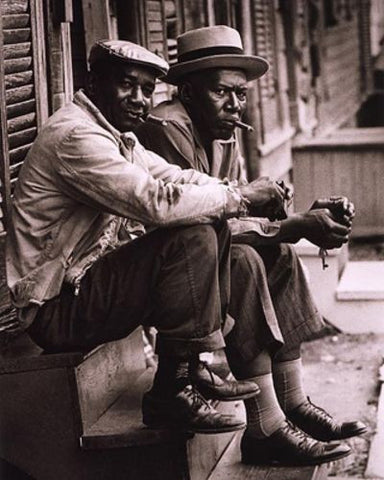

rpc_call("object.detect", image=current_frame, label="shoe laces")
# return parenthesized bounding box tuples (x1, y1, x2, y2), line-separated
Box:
(300, 397, 334, 426)
(184, 384, 213, 413)
(282, 420, 323, 454)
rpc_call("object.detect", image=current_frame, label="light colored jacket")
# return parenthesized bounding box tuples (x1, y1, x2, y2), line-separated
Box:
(6, 90, 243, 325)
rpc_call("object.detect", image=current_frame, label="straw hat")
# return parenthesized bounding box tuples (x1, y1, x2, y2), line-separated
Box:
(165, 25, 269, 85)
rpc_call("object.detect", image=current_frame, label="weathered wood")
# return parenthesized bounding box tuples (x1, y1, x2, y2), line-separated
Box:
(8, 126, 37, 149)
(9, 144, 32, 164)
(1, 0, 29, 15)
(4, 56, 32, 74)
(3, 27, 31, 44)
(7, 111, 36, 134)
(6, 98, 35, 118)
(3, 42, 31, 59)
(2, 13, 30, 29)
(5, 84, 34, 105)
(5, 70, 33, 89)
(30, 0, 48, 126)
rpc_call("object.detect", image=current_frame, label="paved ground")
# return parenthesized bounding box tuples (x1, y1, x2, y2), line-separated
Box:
(302, 333, 384, 478)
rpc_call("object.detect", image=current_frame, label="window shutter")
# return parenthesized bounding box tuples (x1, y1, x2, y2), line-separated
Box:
(0, 0, 47, 233)
(252, 0, 282, 140)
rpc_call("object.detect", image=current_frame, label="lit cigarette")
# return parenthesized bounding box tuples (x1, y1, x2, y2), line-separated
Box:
(233, 120, 254, 132)
(146, 114, 168, 126)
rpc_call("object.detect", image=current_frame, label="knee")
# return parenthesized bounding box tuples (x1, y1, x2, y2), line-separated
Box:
(231, 244, 266, 279)
(179, 224, 219, 259)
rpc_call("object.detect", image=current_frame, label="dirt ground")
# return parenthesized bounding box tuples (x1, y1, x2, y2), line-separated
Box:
(302, 332, 384, 477)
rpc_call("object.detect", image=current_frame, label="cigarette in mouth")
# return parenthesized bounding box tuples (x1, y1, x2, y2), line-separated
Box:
(145, 114, 168, 126)
(233, 120, 254, 132)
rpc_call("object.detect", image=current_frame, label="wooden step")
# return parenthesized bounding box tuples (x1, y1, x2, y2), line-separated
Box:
(208, 431, 330, 480)
(82, 366, 242, 480)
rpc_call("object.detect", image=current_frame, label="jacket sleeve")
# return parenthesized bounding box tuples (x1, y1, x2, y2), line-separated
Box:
(53, 123, 242, 226)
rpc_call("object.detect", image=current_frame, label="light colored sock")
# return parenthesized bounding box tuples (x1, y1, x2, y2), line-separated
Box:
(273, 358, 307, 412)
(244, 373, 286, 439)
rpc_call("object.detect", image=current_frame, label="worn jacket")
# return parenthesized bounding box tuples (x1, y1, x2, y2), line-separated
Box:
(6, 90, 244, 327)
(136, 97, 281, 240)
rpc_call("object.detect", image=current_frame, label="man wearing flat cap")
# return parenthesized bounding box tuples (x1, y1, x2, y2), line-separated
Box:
(7, 39, 292, 435)
(136, 25, 366, 466)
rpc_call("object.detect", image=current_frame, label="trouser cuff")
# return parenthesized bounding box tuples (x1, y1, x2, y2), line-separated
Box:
(156, 328, 225, 359)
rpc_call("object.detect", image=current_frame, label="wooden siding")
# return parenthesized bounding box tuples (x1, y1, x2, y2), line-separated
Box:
(317, 19, 362, 132)
(293, 128, 384, 237)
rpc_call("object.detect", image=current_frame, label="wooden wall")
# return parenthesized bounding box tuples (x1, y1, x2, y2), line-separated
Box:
(317, 19, 362, 133)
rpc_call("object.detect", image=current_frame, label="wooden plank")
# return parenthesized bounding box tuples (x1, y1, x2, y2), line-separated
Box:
(0, 12, 12, 233)
(4, 56, 33, 74)
(7, 112, 36, 134)
(5, 70, 33, 89)
(5, 84, 34, 104)
(81, 368, 189, 449)
(2, 14, 30, 29)
(3, 42, 31, 59)
(3, 28, 31, 44)
(8, 126, 37, 149)
(30, 0, 48, 126)
(9, 144, 32, 164)
(1, 0, 29, 15)
(6, 98, 35, 118)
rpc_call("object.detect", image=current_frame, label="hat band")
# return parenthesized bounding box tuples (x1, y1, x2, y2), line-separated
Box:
(178, 46, 244, 63)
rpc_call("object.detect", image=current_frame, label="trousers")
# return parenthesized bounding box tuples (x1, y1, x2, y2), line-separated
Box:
(27, 222, 231, 358)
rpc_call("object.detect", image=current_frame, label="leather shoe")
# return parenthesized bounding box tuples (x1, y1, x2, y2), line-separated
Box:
(142, 384, 246, 434)
(287, 397, 367, 441)
(241, 421, 351, 466)
(191, 361, 260, 401)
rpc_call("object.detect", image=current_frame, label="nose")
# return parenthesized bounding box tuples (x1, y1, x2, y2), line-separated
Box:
(226, 91, 241, 112)
(130, 85, 145, 106)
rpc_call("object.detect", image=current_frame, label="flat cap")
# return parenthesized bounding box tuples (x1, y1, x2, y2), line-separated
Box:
(89, 40, 169, 77)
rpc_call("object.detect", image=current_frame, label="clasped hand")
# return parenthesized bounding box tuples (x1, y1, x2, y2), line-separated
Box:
(238, 177, 291, 220)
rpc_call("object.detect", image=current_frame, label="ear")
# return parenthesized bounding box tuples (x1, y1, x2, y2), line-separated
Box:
(86, 71, 98, 98)
(179, 82, 194, 104)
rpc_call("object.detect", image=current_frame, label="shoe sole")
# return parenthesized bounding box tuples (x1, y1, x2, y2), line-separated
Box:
(306, 425, 368, 442)
(144, 420, 246, 435)
(241, 447, 351, 467)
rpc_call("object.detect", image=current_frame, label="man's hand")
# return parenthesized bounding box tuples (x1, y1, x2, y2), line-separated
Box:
(300, 208, 351, 249)
(311, 196, 355, 227)
(238, 178, 286, 220)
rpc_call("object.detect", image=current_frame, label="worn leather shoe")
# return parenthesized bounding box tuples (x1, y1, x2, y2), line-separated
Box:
(142, 384, 246, 434)
(191, 361, 260, 401)
(241, 421, 351, 466)
(287, 397, 367, 441)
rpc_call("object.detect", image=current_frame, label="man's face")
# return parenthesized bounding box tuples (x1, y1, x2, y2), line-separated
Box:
(186, 68, 248, 141)
(92, 63, 156, 132)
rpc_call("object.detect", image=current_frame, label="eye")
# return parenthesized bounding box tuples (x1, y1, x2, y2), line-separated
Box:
(120, 79, 134, 89)
(142, 85, 155, 98)
(236, 90, 247, 101)
(214, 88, 226, 97)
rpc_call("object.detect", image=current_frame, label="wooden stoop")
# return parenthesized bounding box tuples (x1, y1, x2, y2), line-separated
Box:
(208, 430, 330, 480)
(0, 328, 333, 480)
(0, 328, 241, 480)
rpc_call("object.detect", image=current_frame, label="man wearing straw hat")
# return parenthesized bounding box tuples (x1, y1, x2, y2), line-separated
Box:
(136, 25, 365, 466)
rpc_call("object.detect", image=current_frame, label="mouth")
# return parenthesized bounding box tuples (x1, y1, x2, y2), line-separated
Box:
(219, 119, 239, 130)
(122, 110, 144, 121)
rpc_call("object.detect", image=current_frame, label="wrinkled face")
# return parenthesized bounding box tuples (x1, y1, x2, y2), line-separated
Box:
(91, 63, 156, 132)
(186, 68, 248, 141)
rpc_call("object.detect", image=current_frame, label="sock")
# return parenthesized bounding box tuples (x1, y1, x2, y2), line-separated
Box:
(151, 355, 189, 398)
(273, 358, 307, 412)
(244, 373, 286, 439)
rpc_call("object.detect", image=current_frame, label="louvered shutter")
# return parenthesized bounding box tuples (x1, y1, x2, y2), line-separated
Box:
(253, 0, 280, 136)
(0, 0, 47, 233)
